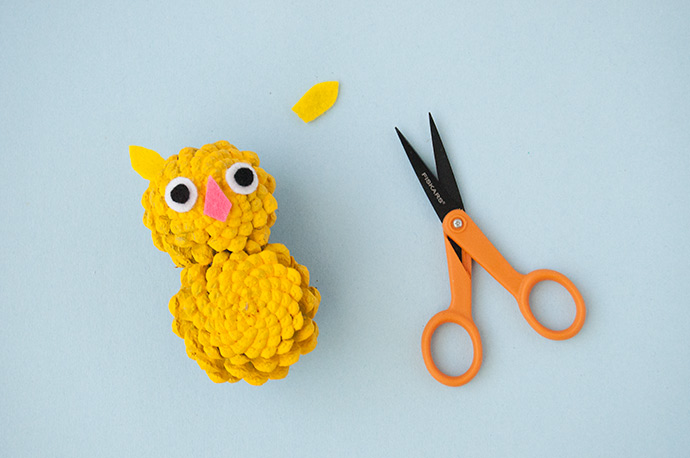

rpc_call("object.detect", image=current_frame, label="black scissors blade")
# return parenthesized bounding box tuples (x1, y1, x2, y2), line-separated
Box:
(395, 126, 463, 223)
(429, 114, 464, 211)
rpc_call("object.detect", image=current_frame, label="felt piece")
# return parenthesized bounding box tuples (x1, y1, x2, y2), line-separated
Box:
(164, 176, 197, 213)
(130, 145, 165, 180)
(170, 183, 190, 204)
(226, 161, 259, 195)
(292, 81, 339, 123)
(234, 167, 254, 187)
(203, 175, 232, 222)
(132, 140, 320, 385)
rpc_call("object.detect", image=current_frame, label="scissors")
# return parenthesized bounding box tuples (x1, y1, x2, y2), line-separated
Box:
(395, 114, 586, 386)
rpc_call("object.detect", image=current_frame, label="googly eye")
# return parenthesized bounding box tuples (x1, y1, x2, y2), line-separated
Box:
(164, 177, 198, 212)
(225, 162, 258, 195)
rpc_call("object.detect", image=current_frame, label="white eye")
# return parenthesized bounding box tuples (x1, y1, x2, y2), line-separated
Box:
(164, 177, 198, 212)
(225, 162, 258, 195)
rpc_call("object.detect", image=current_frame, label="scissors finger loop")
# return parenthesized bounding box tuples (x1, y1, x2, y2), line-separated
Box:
(517, 269, 586, 340)
(421, 310, 483, 386)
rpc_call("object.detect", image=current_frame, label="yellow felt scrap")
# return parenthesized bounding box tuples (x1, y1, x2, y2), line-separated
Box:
(292, 81, 339, 122)
(130, 145, 165, 181)
(133, 140, 320, 385)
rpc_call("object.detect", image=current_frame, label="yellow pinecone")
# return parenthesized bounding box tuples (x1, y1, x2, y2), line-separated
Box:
(169, 244, 320, 385)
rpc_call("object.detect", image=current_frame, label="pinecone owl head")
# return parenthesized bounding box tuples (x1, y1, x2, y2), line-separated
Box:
(130, 141, 278, 267)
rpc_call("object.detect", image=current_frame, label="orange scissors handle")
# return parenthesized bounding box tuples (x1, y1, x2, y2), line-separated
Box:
(442, 209, 586, 340)
(421, 237, 483, 386)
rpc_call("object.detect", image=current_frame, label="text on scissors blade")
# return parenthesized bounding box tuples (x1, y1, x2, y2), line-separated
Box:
(421, 172, 446, 205)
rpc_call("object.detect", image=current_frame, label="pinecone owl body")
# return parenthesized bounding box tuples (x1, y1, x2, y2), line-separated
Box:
(131, 141, 319, 385)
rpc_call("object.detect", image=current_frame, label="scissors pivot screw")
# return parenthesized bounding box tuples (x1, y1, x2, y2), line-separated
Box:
(452, 219, 464, 228)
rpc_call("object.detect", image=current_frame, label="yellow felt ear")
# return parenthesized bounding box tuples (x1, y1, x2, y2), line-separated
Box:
(292, 81, 339, 123)
(130, 145, 165, 180)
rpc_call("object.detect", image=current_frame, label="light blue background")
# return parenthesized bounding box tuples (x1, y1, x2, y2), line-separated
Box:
(2, 1, 689, 457)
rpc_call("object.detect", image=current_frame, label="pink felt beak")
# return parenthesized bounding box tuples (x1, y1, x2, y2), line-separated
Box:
(203, 176, 232, 222)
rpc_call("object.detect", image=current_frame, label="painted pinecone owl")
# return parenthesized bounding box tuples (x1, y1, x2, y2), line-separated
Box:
(131, 140, 319, 385)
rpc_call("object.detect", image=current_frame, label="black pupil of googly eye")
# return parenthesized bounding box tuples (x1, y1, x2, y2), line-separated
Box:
(234, 168, 254, 187)
(170, 183, 190, 204)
